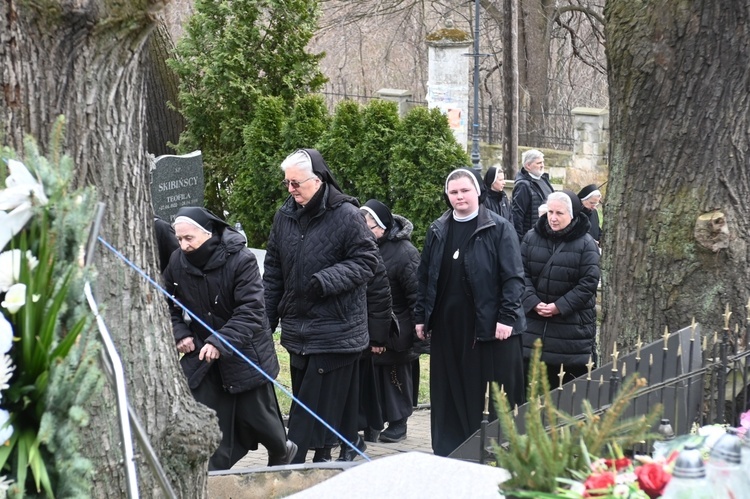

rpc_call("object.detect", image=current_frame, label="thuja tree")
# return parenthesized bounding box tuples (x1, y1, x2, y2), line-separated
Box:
(281, 94, 331, 153)
(232, 98, 468, 250)
(228, 96, 288, 247)
(317, 100, 365, 197)
(169, 0, 327, 214)
(351, 100, 401, 204)
(389, 106, 470, 249)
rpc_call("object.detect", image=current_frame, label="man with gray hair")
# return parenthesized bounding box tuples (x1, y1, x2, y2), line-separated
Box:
(511, 149, 554, 241)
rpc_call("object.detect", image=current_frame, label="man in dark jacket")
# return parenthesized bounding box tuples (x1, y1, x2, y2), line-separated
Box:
(163, 206, 295, 470)
(263, 149, 379, 463)
(415, 168, 526, 457)
(512, 149, 554, 241)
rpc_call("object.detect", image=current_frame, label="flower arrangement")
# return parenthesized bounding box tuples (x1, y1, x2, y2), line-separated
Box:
(0, 121, 104, 497)
(494, 339, 663, 498)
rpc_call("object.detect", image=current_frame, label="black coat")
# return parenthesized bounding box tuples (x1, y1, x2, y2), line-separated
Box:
(415, 207, 526, 341)
(511, 168, 554, 241)
(483, 189, 512, 222)
(154, 216, 179, 273)
(374, 214, 420, 365)
(366, 249, 393, 348)
(163, 228, 279, 393)
(583, 207, 601, 242)
(520, 213, 600, 367)
(263, 184, 379, 355)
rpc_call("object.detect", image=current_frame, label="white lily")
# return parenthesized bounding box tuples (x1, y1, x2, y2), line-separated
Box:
(0, 354, 14, 394)
(0, 315, 11, 354)
(0, 159, 48, 251)
(0, 249, 39, 292)
(1, 283, 26, 314)
(0, 159, 48, 209)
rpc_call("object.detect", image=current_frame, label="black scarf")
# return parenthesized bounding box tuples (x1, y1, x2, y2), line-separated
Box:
(184, 233, 221, 269)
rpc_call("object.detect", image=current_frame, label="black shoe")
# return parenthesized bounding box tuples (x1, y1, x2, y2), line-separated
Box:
(363, 427, 381, 443)
(312, 447, 333, 463)
(268, 440, 298, 466)
(336, 435, 367, 461)
(379, 418, 407, 443)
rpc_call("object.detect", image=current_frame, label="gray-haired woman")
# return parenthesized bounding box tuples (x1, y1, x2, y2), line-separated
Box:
(520, 190, 600, 389)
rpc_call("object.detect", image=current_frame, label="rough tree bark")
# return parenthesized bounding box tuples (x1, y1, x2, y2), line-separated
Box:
(146, 19, 186, 157)
(0, 1, 219, 497)
(601, 1, 750, 359)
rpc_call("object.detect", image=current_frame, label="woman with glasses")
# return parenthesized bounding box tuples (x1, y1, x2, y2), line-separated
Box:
(360, 199, 420, 445)
(263, 149, 379, 463)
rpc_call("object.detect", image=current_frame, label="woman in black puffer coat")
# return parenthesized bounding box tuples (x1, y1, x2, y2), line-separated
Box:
(361, 200, 420, 444)
(521, 190, 600, 389)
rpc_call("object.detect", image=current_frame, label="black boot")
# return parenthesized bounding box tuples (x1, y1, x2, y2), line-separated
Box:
(312, 447, 333, 463)
(336, 434, 367, 461)
(267, 440, 298, 466)
(363, 427, 381, 443)
(379, 418, 407, 443)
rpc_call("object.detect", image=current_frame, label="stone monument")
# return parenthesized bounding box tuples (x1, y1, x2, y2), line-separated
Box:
(426, 26, 472, 150)
(150, 150, 205, 221)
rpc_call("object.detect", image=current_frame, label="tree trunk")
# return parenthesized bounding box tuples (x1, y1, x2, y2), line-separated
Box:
(501, 0, 519, 176)
(601, 1, 750, 359)
(0, 2, 219, 497)
(518, 0, 553, 146)
(146, 20, 186, 157)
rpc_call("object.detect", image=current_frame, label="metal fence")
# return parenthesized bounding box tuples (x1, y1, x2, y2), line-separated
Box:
(451, 322, 750, 463)
(317, 87, 575, 151)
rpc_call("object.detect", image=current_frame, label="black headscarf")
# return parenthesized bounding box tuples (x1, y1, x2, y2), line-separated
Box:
(302, 148, 343, 192)
(173, 206, 229, 268)
(173, 206, 230, 233)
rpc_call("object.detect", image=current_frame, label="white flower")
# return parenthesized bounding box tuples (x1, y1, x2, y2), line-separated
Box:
(0, 159, 48, 252)
(0, 202, 34, 253)
(0, 317, 11, 355)
(0, 159, 48, 210)
(0, 283, 25, 314)
(0, 475, 12, 492)
(0, 249, 38, 292)
(0, 354, 15, 393)
(0, 409, 13, 445)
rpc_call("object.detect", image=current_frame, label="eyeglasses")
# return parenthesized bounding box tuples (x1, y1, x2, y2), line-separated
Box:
(282, 176, 317, 189)
(368, 225, 380, 230)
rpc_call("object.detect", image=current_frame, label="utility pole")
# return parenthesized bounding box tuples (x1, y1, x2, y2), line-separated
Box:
(469, 0, 484, 174)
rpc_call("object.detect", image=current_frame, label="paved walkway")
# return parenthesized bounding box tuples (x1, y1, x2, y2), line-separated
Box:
(231, 407, 433, 470)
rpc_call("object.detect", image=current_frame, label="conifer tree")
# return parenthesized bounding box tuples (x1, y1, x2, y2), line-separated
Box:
(170, 0, 327, 214)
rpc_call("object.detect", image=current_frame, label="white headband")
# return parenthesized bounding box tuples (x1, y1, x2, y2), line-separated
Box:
(445, 168, 481, 195)
(173, 216, 212, 236)
(581, 189, 601, 201)
(360, 206, 386, 229)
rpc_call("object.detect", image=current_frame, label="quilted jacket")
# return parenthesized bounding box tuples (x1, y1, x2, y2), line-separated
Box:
(263, 184, 379, 355)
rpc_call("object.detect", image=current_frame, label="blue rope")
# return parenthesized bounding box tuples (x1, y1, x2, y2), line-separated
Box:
(96, 236, 370, 462)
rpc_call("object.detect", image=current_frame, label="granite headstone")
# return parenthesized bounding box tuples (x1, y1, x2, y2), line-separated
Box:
(151, 150, 204, 221)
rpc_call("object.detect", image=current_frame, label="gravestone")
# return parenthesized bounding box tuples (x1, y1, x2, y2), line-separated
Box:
(150, 150, 204, 221)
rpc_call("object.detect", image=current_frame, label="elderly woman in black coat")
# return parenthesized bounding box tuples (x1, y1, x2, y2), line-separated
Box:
(263, 149, 379, 463)
(520, 190, 600, 389)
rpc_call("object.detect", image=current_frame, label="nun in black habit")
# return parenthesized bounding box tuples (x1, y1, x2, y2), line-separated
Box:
(263, 149, 379, 463)
(415, 168, 526, 457)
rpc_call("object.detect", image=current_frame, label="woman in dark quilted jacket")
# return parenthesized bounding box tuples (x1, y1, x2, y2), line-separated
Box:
(520, 190, 600, 389)
(263, 149, 379, 463)
(360, 199, 421, 445)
